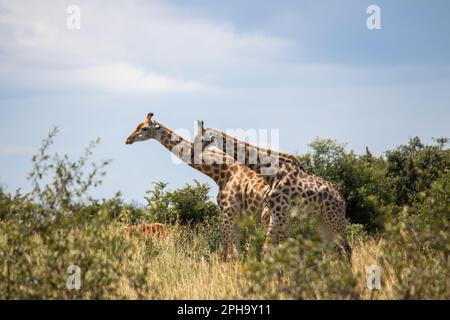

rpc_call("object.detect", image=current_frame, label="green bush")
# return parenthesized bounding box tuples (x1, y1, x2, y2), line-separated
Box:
(386, 137, 449, 206)
(244, 210, 358, 299)
(346, 223, 369, 243)
(0, 128, 152, 299)
(379, 208, 449, 299)
(242, 136, 448, 299)
(0, 203, 152, 299)
(144, 181, 221, 226)
(298, 137, 449, 232)
(28, 127, 110, 211)
(411, 171, 450, 226)
(298, 139, 391, 230)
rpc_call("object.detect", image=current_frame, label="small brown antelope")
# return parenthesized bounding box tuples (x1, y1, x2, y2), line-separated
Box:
(127, 222, 166, 238)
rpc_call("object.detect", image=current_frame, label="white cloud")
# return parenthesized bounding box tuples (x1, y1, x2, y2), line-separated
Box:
(0, 0, 291, 95)
(1, 0, 448, 96)
(77, 63, 210, 94)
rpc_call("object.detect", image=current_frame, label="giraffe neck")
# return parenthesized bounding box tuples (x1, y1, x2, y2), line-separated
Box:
(154, 122, 228, 184)
(206, 128, 302, 173)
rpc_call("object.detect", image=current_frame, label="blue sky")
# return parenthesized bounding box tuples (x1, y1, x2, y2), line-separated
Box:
(0, 0, 449, 202)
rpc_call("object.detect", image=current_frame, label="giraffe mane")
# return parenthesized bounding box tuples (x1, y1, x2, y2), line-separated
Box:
(205, 127, 301, 164)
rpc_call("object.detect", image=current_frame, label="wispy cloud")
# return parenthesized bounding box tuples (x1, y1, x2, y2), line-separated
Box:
(0, 0, 290, 95)
(75, 63, 211, 94)
(3, 0, 447, 97)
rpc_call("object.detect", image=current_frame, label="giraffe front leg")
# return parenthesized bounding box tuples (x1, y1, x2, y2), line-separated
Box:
(219, 209, 237, 262)
(264, 181, 293, 250)
(320, 201, 352, 262)
(261, 206, 271, 233)
(261, 206, 272, 255)
(263, 206, 285, 254)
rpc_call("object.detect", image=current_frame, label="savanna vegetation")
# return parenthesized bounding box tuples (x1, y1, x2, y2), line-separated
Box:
(0, 128, 448, 299)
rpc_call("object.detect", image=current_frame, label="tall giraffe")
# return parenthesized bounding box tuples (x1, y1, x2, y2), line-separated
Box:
(125, 113, 271, 261)
(200, 125, 352, 261)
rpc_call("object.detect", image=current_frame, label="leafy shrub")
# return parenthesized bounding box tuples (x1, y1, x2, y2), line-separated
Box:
(0, 204, 152, 299)
(386, 137, 449, 206)
(245, 134, 449, 299)
(378, 208, 449, 299)
(0, 129, 152, 299)
(346, 223, 369, 243)
(298, 139, 391, 230)
(144, 181, 221, 226)
(28, 127, 110, 211)
(411, 171, 450, 226)
(244, 210, 358, 299)
(298, 137, 449, 231)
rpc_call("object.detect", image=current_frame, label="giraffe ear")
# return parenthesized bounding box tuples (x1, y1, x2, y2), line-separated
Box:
(146, 113, 154, 122)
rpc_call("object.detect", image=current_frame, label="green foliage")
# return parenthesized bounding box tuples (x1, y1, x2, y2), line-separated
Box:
(245, 136, 449, 299)
(298, 139, 389, 230)
(0, 129, 151, 299)
(28, 127, 111, 211)
(386, 137, 449, 206)
(411, 171, 450, 226)
(245, 205, 450, 300)
(379, 207, 449, 299)
(346, 223, 370, 243)
(298, 137, 449, 231)
(245, 210, 359, 299)
(0, 204, 152, 299)
(234, 214, 267, 261)
(144, 181, 221, 226)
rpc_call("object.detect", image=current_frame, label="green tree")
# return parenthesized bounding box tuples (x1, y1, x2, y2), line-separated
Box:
(144, 181, 221, 225)
(386, 137, 449, 206)
(298, 138, 391, 230)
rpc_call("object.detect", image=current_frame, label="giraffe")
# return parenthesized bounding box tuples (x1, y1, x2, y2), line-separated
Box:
(125, 113, 271, 261)
(200, 125, 352, 261)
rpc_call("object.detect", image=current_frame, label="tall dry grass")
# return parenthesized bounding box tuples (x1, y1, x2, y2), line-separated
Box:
(116, 224, 249, 299)
(1, 215, 447, 299)
(116, 224, 445, 300)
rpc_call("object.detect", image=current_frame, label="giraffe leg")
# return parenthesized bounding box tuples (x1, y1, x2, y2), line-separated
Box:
(320, 202, 352, 262)
(317, 215, 334, 246)
(263, 205, 287, 254)
(263, 186, 291, 254)
(261, 206, 271, 255)
(261, 206, 271, 233)
(337, 223, 352, 262)
(218, 201, 240, 262)
(220, 214, 233, 262)
(232, 214, 244, 255)
(278, 204, 289, 243)
(262, 218, 275, 255)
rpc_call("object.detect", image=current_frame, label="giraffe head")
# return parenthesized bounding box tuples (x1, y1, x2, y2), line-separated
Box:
(200, 125, 224, 152)
(125, 113, 161, 144)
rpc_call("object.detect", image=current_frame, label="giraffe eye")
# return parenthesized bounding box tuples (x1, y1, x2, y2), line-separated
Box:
(142, 127, 149, 131)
